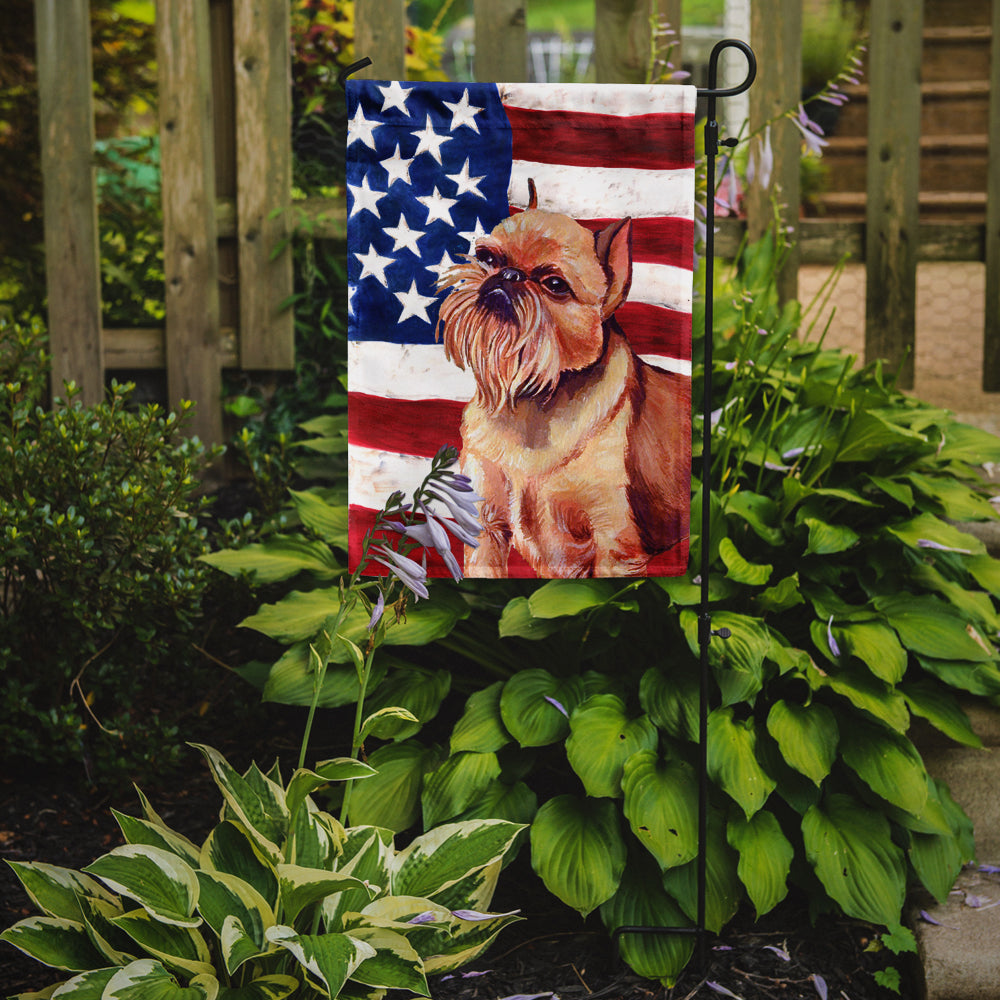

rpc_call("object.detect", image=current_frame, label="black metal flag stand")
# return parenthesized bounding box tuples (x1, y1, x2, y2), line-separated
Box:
(340, 40, 758, 974)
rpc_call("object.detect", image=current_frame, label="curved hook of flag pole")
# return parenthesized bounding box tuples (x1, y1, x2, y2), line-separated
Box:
(698, 38, 757, 101)
(337, 57, 373, 91)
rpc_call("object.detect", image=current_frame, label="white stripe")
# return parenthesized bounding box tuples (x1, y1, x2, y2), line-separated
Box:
(349, 444, 439, 511)
(641, 355, 692, 377)
(498, 82, 697, 117)
(632, 262, 692, 313)
(509, 161, 695, 221)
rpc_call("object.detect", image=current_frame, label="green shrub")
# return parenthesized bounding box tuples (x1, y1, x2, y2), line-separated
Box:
(1, 743, 524, 998)
(0, 317, 220, 783)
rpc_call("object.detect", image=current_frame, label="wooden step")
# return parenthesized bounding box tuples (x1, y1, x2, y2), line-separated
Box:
(921, 0, 991, 28)
(922, 25, 993, 83)
(831, 80, 991, 137)
(813, 190, 987, 222)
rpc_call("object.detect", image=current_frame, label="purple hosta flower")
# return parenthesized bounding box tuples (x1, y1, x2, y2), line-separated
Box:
(387, 501, 464, 581)
(791, 104, 829, 156)
(763, 944, 791, 962)
(367, 590, 385, 631)
(370, 544, 429, 600)
(707, 983, 742, 999)
(979, 864, 1000, 874)
(544, 695, 569, 718)
(812, 974, 828, 1000)
(827, 615, 842, 658)
(747, 124, 774, 191)
(407, 911, 438, 925)
(451, 908, 521, 921)
(919, 909, 958, 929)
(917, 538, 973, 555)
(425, 477, 484, 538)
(441, 970, 493, 981)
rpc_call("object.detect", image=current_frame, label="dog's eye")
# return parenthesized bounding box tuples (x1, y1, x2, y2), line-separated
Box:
(475, 247, 501, 268)
(541, 275, 570, 296)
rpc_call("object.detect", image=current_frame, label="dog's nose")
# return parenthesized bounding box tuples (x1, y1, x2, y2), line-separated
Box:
(499, 267, 525, 284)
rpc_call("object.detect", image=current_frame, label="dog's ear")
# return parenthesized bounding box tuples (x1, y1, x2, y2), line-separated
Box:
(527, 178, 538, 210)
(594, 217, 632, 319)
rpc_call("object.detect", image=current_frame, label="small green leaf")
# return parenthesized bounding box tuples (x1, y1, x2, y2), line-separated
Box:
(727, 811, 793, 917)
(707, 708, 776, 818)
(765, 701, 838, 786)
(639, 664, 699, 742)
(265, 926, 374, 997)
(719, 537, 773, 585)
(527, 579, 619, 618)
(497, 597, 564, 639)
(288, 489, 348, 547)
(450, 682, 511, 754)
(200, 536, 341, 584)
(803, 517, 859, 555)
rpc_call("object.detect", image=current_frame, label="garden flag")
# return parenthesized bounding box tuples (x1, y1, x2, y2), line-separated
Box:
(347, 80, 695, 579)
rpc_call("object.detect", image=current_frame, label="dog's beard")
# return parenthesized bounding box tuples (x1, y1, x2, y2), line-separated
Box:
(437, 262, 563, 414)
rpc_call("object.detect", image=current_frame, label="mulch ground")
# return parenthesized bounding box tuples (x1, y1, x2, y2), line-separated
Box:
(1, 737, 913, 1000)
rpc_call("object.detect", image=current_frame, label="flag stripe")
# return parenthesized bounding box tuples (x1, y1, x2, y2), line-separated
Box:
(617, 302, 691, 359)
(349, 392, 464, 456)
(498, 82, 696, 117)
(504, 106, 694, 171)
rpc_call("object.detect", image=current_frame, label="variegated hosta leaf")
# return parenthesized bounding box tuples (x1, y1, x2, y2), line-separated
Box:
(4, 862, 118, 922)
(77, 894, 136, 966)
(214, 974, 300, 999)
(529, 795, 626, 917)
(46, 966, 118, 997)
(190, 745, 287, 863)
(707, 707, 776, 818)
(450, 681, 511, 754)
(285, 760, 376, 823)
(727, 811, 793, 917)
(112, 810, 201, 868)
(0, 916, 107, 971)
(265, 926, 375, 998)
(421, 907, 522, 975)
(195, 871, 274, 973)
(102, 958, 218, 999)
(621, 751, 699, 871)
(765, 700, 838, 786)
(566, 695, 658, 799)
(421, 751, 502, 829)
(288, 802, 344, 870)
(391, 820, 524, 901)
(499, 669, 585, 747)
(276, 864, 375, 925)
(345, 926, 429, 995)
(200, 822, 278, 910)
(599, 854, 694, 987)
(323, 829, 393, 931)
(219, 915, 271, 980)
(83, 846, 200, 928)
(424, 859, 501, 916)
(110, 908, 214, 978)
(802, 793, 906, 926)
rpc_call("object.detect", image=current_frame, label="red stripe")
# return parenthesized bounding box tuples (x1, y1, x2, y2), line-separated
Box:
(506, 106, 694, 171)
(617, 302, 691, 360)
(349, 505, 688, 578)
(349, 392, 464, 457)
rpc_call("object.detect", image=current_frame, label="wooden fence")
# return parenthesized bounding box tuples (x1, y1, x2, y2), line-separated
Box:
(33, 0, 1000, 445)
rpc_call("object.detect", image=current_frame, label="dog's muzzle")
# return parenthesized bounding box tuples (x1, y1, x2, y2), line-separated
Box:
(477, 268, 526, 324)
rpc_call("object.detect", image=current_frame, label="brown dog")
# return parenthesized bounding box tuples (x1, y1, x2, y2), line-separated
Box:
(436, 183, 689, 578)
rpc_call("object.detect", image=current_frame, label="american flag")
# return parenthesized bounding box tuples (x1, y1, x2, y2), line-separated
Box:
(346, 80, 696, 577)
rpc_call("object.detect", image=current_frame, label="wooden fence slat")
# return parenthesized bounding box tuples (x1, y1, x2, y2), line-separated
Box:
(233, 0, 294, 370)
(354, 0, 406, 80)
(983, 0, 1000, 389)
(157, 0, 223, 445)
(864, 0, 923, 390)
(594, 0, 654, 84)
(747, 0, 802, 305)
(473, 0, 527, 82)
(34, 0, 103, 405)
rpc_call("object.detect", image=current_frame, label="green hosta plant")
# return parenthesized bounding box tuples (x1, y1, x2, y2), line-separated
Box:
(1, 743, 523, 999)
(343, 233, 998, 984)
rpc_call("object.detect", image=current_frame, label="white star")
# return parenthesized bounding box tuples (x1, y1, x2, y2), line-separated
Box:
(417, 186, 459, 226)
(411, 115, 452, 164)
(347, 175, 386, 218)
(425, 249, 463, 287)
(380, 144, 414, 186)
(394, 279, 437, 324)
(377, 80, 410, 114)
(347, 104, 380, 149)
(457, 219, 488, 253)
(384, 213, 425, 255)
(355, 245, 394, 286)
(447, 158, 486, 199)
(443, 89, 484, 133)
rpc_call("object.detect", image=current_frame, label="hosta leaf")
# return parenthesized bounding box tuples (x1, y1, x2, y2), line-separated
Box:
(527, 579, 619, 617)
(260, 643, 387, 709)
(935, 421, 1000, 464)
(681, 610, 770, 706)
(807, 660, 910, 732)
(802, 794, 906, 926)
(966, 553, 1000, 597)
(910, 562, 1000, 633)
(322, 829, 393, 930)
(755, 573, 804, 614)
(909, 829, 965, 905)
(453, 779, 538, 827)
(886, 512, 985, 557)
(421, 751, 502, 828)
(707, 708, 776, 818)
(362, 667, 451, 740)
(499, 670, 585, 747)
(765, 700, 838, 786)
(834, 621, 907, 684)
(265, 926, 375, 997)
(75, 894, 135, 967)
(450, 682, 511, 754)
(112, 812, 201, 868)
(718, 537, 772, 585)
(199, 535, 341, 584)
(639, 663, 699, 743)
(276, 865, 374, 925)
(83, 846, 200, 928)
(195, 871, 273, 972)
(497, 597, 564, 639)
(103, 959, 218, 1000)
(530, 795, 626, 917)
(288, 488, 349, 547)
(216, 975, 299, 1000)
(835, 410, 927, 463)
(803, 517, 859, 556)
(346, 926, 428, 994)
(727, 811, 793, 917)
(347, 740, 442, 832)
(285, 759, 376, 822)
(906, 473, 998, 522)
(839, 718, 929, 816)
(724, 490, 784, 545)
(875, 594, 995, 662)
(111, 909, 214, 978)
(621, 751, 699, 870)
(199, 822, 278, 910)
(424, 907, 522, 974)
(901, 680, 982, 748)
(46, 967, 118, 998)
(916, 655, 1000, 697)
(5, 862, 118, 923)
(566, 695, 658, 798)
(600, 853, 694, 987)
(0, 917, 107, 971)
(660, 810, 741, 933)
(393, 820, 524, 900)
(360, 706, 421, 742)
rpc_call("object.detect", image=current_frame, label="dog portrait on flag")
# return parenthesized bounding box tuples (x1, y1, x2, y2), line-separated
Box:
(346, 80, 695, 579)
